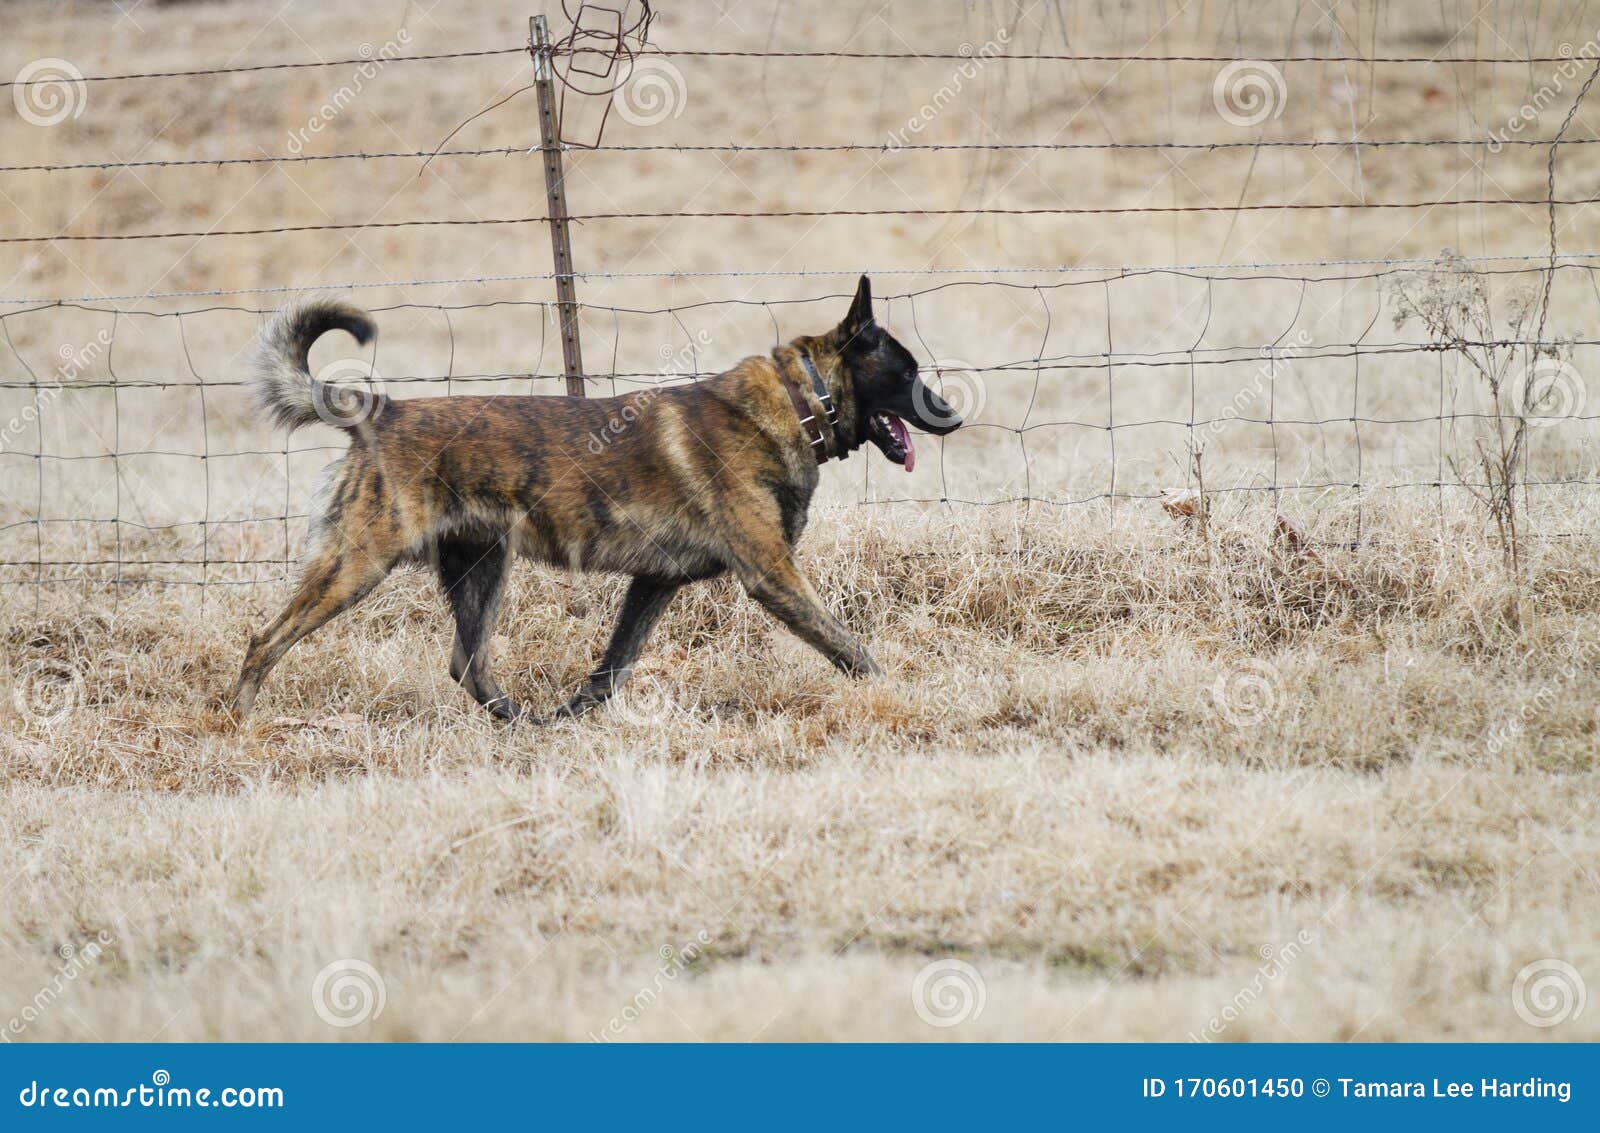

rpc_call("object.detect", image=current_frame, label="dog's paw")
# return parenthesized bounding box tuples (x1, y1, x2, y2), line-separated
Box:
(848, 652, 885, 678)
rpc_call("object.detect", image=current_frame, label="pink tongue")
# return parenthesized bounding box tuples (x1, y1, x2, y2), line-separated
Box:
(888, 414, 915, 472)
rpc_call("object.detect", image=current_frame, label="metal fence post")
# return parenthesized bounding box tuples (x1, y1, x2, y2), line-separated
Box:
(531, 14, 585, 396)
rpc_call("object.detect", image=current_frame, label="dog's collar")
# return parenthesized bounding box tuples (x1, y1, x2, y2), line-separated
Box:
(797, 352, 837, 434)
(777, 348, 840, 463)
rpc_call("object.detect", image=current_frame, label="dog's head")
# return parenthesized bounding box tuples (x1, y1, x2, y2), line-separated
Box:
(830, 275, 962, 471)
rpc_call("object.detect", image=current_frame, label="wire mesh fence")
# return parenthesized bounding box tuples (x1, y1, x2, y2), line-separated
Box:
(3, 4, 1599, 590)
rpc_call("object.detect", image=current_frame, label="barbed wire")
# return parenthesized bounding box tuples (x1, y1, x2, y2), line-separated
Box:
(6, 197, 1598, 246)
(0, 46, 526, 88)
(644, 48, 1596, 63)
(5, 136, 1596, 176)
(2, 42, 1582, 93)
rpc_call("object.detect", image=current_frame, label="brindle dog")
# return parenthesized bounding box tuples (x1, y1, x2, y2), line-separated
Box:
(230, 276, 962, 722)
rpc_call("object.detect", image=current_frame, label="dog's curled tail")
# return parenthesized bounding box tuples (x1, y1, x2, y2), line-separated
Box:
(250, 298, 381, 434)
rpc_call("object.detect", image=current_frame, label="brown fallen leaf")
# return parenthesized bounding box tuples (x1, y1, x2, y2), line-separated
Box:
(1274, 510, 1308, 549)
(1161, 489, 1203, 518)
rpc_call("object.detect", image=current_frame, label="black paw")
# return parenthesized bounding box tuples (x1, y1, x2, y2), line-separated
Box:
(483, 695, 527, 723)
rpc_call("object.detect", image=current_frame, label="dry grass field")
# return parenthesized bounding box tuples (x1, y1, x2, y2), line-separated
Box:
(2, 0, 1599, 1041)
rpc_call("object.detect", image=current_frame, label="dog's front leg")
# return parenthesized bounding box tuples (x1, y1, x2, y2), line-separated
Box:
(738, 555, 881, 678)
(547, 575, 683, 721)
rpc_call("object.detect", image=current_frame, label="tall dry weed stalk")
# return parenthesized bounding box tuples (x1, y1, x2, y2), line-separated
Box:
(1388, 251, 1573, 586)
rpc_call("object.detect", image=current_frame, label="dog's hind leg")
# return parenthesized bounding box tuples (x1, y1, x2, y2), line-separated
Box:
(434, 533, 519, 721)
(550, 575, 681, 720)
(230, 537, 397, 719)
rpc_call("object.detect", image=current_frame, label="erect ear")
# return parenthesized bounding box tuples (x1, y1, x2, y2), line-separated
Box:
(838, 274, 875, 340)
